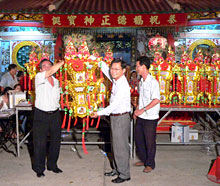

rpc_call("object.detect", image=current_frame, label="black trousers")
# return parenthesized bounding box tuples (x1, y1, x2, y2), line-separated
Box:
(135, 117, 157, 169)
(33, 108, 61, 173)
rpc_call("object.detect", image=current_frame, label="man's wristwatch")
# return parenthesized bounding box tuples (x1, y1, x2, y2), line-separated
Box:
(144, 107, 147, 112)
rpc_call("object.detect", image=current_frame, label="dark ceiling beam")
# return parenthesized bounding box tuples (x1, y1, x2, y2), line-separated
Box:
(119, 0, 126, 13)
(161, 0, 172, 12)
(128, 0, 138, 13)
(58, 0, 70, 13)
(36, 0, 51, 12)
(141, 0, 151, 12)
(134, 0, 146, 12)
(156, 0, 167, 12)
(102, 0, 108, 13)
(72, 0, 81, 13)
(77, 0, 88, 13)
(115, 0, 122, 13)
(149, 0, 158, 13)
(111, 0, 117, 13)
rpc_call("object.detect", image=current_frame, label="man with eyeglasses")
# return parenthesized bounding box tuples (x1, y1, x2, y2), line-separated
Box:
(91, 58, 131, 183)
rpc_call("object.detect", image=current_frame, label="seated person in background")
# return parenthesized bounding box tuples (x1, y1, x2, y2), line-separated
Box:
(0, 87, 13, 111)
(14, 83, 27, 133)
(129, 70, 139, 89)
(14, 84, 22, 92)
(0, 87, 13, 133)
(0, 64, 18, 93)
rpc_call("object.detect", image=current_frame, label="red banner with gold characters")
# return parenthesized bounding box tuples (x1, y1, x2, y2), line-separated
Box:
(43, 13, 187, 27)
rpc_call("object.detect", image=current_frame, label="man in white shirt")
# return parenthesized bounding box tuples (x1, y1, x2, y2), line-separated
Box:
(92, 58, 131, 184)
(32, 59, 64, 178)
(0, 64, 18, 92)
(134, 56, 160, 173)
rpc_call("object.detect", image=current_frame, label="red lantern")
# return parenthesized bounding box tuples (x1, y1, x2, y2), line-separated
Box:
(148, 35, 167, 51)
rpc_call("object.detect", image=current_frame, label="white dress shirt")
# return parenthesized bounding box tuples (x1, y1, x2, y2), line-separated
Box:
(138, 74, 160, 120)
(35, 71, 60, 112)
(98, 61, 131, 116)
(0, 72, 18, 89)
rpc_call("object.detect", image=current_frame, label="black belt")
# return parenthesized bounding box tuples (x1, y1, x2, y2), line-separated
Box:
(110, 112, 129, 116)
(35, 108, 59, 114)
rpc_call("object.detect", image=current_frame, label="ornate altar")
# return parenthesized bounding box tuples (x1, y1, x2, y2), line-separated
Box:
(206, 62, 217, 105)
(213, 53, 220, 104)
(149, 51, 164, 81)
(169, 63, 182, 105)
(60, 35, 112, 154)
(216, 64, 220, 104)
(184, 62, 199, 105)
(158, 61, 172, 104)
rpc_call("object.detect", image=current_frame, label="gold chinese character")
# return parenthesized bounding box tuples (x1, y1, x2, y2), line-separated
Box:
(101, 15, 111, 26)
(67, 15, 77, 26)
(168, 14, 177, 24)
(134, 16, 143, 25)
(150, 16, 160, 25)
(52, 16, 61, 25)
(117, 15, 127, 25)
(84, 16, 95, 26)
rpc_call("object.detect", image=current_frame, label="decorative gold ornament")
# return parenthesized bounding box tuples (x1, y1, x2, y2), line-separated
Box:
(61, 35, 109, 119)
(158, 61, 172, 104)
(184, 63, 199, 105)
(188, 39, 216, 60)
(12, 41, 40, 70)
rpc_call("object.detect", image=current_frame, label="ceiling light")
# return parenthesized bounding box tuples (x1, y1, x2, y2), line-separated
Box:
(166, 0, 181, 11)
(48, 4, 56, 12)
(172, 3, 181, 11)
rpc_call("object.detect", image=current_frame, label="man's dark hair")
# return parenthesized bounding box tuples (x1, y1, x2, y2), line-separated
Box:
(110, 58, 127, 69)
(136, 56, 151, 70)
(8, 64, 17, 71)
(39, 59, 53, 69)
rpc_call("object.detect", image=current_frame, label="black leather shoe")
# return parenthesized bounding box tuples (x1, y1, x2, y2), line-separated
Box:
(104, 171, 119, 176)
(48, 167, 63, 173)
(36, 172, 45, 178)
(112, 177, 130, 183)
